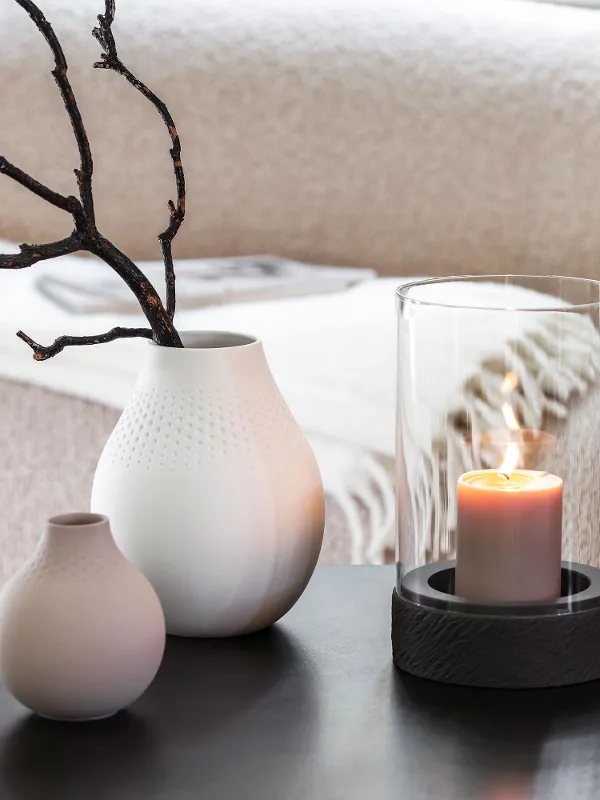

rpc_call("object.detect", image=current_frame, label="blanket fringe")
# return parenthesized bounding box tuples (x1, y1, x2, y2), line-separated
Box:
(309, 435, 395, 564)
(321, 312, 600, 565)
(407, 313, 600, 566)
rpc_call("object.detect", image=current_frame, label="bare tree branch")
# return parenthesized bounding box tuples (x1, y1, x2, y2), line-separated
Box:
(0, 157, 84, 225)
(17, 326, 153, 361)
(89, 235, 182, 346)
(15, 0, 95, 224)
(0, 0, 185, 356)
(0, 234, 83, 269)
(93, 0, 186, 321)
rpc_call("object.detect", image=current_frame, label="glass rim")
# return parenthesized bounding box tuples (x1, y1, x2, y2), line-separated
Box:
(396, 274, 600, 312)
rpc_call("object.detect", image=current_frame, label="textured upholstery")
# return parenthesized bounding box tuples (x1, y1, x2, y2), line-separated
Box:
(1, 0, 600, 277)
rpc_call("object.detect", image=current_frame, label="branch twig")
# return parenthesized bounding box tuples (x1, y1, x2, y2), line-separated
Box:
(0, 0, 185, 357)
(0, 157, 84, 225)
(89, 235, 181, 347)
(93, 0, 185, 321)
(0, 234, 83, 269)
(17, 326, 153, 361)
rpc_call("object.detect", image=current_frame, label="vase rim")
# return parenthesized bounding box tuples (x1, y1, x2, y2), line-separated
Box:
(150, 331, 260, 351)
(49, 512, 108, 529)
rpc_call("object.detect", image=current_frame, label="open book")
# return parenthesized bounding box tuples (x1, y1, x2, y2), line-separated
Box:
(35, 255, 375, 314)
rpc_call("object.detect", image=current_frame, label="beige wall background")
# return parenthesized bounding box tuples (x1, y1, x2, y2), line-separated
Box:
(1, 0, 600, 278)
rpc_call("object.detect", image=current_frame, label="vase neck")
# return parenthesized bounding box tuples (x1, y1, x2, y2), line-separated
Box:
(139, 331, 271, 392)
(42, 513, 118, 560)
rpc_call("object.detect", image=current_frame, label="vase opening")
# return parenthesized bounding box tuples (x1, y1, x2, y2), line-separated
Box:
(157, 331, 257, 350)
(49, 512, 107, 528)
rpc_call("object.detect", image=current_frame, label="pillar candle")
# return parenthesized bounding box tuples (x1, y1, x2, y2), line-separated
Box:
(455, 469, 563, 602)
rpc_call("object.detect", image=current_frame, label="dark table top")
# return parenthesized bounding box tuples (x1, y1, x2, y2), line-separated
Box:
(1, 566, 600, 800)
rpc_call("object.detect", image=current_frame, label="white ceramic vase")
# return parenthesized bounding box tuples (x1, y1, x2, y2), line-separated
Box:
(0, 513, 165, 721)
(91, 331, 325, 637)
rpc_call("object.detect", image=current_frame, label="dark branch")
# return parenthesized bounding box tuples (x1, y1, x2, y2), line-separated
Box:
(1, 0, 184, 357)
(15, 0, 95, 224)
(17, 326, 153, 361)
(0, 157, 85, 226)
(93, 0, 186, 321)
(89, 235, 182, 347)
(0, 233, 83, 269)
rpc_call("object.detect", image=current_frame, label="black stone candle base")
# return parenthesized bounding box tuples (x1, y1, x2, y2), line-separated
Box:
(392, 561, 600, 688)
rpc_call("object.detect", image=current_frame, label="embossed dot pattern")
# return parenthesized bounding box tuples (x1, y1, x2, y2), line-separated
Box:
(102, 383, 306, 472)
(6, 534, 126, 607)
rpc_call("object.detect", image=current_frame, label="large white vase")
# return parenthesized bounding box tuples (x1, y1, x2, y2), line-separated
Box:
(91, 331, 325, 637)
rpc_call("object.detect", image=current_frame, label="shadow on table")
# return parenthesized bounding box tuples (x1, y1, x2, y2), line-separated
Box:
(393, 670, 600, 799)
(140, 625, 322, 799)
(145, 625, 318, 736)
(0, 626, 320, 800)
(0, 710, 156, 800)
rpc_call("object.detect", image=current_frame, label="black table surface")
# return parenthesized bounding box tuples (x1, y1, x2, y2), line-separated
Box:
(2, 566, 600, 799)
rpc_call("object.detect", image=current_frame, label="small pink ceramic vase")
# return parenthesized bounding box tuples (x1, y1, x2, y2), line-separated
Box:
(0, 513, 165, 721)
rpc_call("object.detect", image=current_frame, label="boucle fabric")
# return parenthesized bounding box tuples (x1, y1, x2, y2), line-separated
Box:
(3, 0, 600, 277)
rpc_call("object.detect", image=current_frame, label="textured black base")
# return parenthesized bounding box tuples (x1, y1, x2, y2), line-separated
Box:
(392, 563, 600, 688)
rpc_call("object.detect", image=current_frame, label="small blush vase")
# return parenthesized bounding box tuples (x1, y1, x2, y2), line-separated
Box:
(91, 331, 325, 637)
(0, 513, 165, 721)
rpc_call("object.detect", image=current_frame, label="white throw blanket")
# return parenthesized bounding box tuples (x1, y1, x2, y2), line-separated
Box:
(0, 247, 598, 563)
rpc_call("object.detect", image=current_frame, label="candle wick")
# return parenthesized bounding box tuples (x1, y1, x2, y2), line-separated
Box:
(498, 472, 511, 482)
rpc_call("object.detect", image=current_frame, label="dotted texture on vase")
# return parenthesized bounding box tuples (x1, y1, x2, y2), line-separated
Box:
(101, 383, 305, 472)
(13, 535, 126, 591)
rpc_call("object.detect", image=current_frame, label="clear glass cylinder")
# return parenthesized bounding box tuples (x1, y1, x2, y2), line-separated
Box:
(396, 275, 600, 606)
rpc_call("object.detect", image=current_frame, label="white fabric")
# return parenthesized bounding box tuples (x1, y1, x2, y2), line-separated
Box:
(1, 246, 598, 562)
(2, 0, 600, 278)
(3, 253, 567, 461)
(0, 247, 399, 457)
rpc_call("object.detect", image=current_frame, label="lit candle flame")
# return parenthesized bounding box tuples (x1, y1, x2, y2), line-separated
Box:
(498, 442, 520, 480)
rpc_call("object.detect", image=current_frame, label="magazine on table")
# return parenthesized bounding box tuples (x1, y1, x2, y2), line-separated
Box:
(35, 255, 375, 314)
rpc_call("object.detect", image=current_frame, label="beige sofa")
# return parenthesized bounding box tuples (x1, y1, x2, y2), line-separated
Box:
(2, 0, 600, 278)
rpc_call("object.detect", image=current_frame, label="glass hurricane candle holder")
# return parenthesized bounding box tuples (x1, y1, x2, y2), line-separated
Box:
(392, 275, 600, 688)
